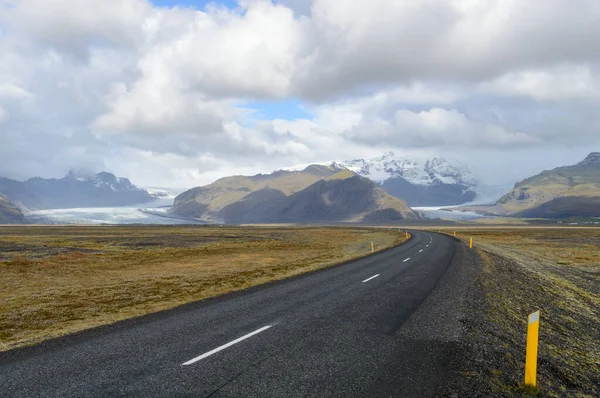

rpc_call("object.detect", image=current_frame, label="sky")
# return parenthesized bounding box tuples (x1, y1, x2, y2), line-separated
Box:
(1, 0, 599, 190)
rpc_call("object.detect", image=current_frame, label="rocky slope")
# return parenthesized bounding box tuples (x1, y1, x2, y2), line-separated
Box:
(171, 167, 420, 223)
(0, 171, 155, 210)
(221, 175, 420, 223)
(457, 152, 600, 218)
(0, 194, 25, 224)
(288, 153, 479, 206)
(171, 165, 345, 221)
(496, 152, 600, 217)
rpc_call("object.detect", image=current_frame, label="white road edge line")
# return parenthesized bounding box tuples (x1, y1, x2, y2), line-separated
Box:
(362, 274, 380, 283)
(403, 257, 411, 262)
(182, 325, 273, 366)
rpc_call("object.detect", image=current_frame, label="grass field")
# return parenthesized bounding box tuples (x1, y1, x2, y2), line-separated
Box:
(435, 227, 600, 397)
(0, 225, 406, 351)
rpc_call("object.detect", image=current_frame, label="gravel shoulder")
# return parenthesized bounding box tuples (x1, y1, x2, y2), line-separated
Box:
(440, 229, 600, 397)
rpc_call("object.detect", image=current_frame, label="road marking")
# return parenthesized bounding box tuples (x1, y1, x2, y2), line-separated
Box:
(426, 245, 429, 247)
(403, 257, 411, 262)
(419, 249, 423, 252)
(182, 325, 273, 366)
(362, 274, 380, 283)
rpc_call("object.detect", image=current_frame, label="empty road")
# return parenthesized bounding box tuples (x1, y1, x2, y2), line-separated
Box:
(0, 230, 471, 397)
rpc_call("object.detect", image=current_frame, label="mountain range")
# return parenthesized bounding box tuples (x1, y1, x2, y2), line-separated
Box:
(287, 153, 480, 206)
(171, 167, 420, 223)
(457, 152, 600, 218)
(2, 152, 598, 225)
(0, 171, 156, 212)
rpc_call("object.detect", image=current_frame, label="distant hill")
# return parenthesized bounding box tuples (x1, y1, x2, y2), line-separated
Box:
(0, 171, 155, 210)
(171, 165, 346, 221)
(459, 153, 600, 218)
(172, 167, 420, 223)
(496, 152, 600, 217)
(0, 194, 25, 224)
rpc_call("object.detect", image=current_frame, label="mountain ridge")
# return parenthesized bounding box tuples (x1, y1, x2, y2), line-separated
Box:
(456, 152, 600, 218)
(283, 152, 479, 206)
(0, 171, 155, 210)
(171, 164, 346, 221)
(171, 167, 420, 223)
(220, 175, 419, 224)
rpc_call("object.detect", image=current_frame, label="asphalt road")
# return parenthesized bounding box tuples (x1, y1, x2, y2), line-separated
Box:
(0, 230, 468, 397)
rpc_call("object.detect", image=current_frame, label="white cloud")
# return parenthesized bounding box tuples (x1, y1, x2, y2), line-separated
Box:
(345, 107, 538, 148)
(295, 0, 600, 98)
(480, 66, 600, 101)
(7, 0, 152, 58)
(1, 0, 600, 187)
(0, 83, 32, 100)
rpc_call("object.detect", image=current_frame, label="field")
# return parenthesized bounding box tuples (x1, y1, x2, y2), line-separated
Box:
(435, 227, 600, 397)
(0, 225, 405, 351)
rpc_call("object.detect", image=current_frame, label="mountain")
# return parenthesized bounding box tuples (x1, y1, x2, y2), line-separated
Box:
(493, 152, 600, 218)
(0, 194, 25, 224)
(171, 168, 420, 223)
(171, 164, 345, 221)
(220, 174, 419, 223)
(0, 171, 155, 210)
(288, 153, 479, 206)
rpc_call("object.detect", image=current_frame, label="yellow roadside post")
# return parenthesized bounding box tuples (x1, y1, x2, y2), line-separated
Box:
(405, 231, 409, 239)
(453, 231, 456, 237)
(525, 311, 541, 387)
(470, 237, 473, 249)
(371, 241, 374, 253)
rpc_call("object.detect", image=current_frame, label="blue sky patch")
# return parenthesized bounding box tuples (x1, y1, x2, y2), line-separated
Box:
(241, 99, 311, 121)
(150, 0, 238, 10)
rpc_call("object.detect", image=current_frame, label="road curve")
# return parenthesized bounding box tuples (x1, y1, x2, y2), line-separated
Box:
(0, 230, 466, 397)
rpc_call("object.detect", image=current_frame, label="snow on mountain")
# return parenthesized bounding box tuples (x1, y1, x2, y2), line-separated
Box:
(332, 152, 478, 188)
(283, 153, 478, 189)
(281, 153, 482, 206)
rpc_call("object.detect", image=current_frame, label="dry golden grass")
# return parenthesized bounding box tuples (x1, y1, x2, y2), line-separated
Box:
(431, 227, 600, 397)
(0, 225, 406, 351)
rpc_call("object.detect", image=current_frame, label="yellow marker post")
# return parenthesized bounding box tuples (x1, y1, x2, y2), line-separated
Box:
(453, 231, 456, 237)
(525, 310, 540, 387)
(405, 231, 409, 239)
(371, 241, 374, 253)
(469, 237, 473, 249)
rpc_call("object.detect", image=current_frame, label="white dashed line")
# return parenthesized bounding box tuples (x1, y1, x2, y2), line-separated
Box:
(419, 249, 423, 252)
(362, 274, 380, 283)
(182, 325, 273, 365)
(403, 257, 411, 262)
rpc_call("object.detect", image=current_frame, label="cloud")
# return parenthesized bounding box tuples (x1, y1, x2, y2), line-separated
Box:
(480, 66, 600, 101)
(294, 0, 600, 99)
(344, 107, 538, 148)
(1, 0, 600, 188)
(7, 0, 151, 59)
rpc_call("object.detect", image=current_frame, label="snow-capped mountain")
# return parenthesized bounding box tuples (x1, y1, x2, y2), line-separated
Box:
(284, 153, 481, 206)
(332, 153, 478, 187)
(65, 170, 145, 193)
(0, 171, 156, 210)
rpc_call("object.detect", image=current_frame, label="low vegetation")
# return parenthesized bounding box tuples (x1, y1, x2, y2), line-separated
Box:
(445, 227, 600, 397)
(0, 225, 406, 351)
